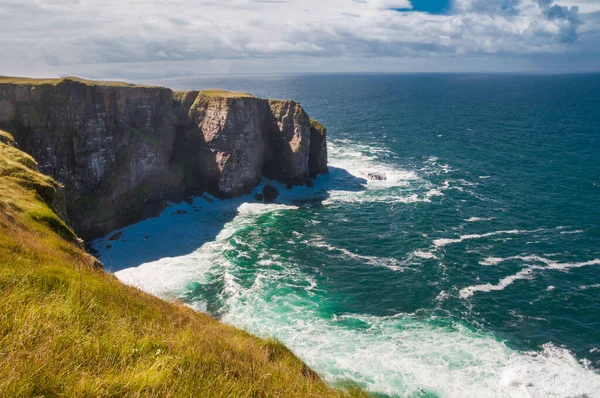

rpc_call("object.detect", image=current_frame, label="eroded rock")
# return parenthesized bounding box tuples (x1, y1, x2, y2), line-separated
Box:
(366, 172, 387, 181)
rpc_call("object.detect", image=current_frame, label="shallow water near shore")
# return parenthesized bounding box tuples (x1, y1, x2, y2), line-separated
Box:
(93, 74, 600, 397)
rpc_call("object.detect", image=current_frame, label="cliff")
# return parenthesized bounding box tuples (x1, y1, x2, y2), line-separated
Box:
(0, 131, 363, 397)
(0, 76, 328, 240)
(173, 90, 326, 196)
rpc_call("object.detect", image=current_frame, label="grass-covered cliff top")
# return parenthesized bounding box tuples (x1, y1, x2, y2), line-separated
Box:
(0, 131, 363, 397)
(1, 77, 272, 101)
(199, 89, 255, 98)
(310, 118, 328, 136)
(0, 75, 160, 89)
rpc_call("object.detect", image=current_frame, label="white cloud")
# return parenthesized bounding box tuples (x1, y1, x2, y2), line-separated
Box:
(0, 0, 598, 77)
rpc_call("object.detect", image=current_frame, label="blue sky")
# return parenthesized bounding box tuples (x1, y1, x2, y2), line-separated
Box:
(0, 0, 599, 79)
(395, 0, 451, 14)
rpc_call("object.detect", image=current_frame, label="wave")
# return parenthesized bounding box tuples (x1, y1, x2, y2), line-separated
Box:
(466, 216, 495, 222)
(305, 236, 407, 272)
(99, 183, 600, 397)
(325, 140, 462, 205)
(580, 284, 600, 290)
(461, 255, 600, 298)
(217, 283, 600, 397)
(433, 229, 545, 248)
(411, 250, 438, 260)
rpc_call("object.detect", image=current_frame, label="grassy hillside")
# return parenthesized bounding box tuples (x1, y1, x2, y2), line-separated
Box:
(0, 130, 365, 397)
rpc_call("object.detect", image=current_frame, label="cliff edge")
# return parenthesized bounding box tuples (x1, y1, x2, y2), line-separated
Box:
(0, 77, 328, 240)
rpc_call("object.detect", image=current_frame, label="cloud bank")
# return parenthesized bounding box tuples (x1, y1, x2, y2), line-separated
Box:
(0, 0, 599, 78)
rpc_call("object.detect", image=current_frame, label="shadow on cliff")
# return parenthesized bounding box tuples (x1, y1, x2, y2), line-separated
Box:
(93, 166, 367, 273)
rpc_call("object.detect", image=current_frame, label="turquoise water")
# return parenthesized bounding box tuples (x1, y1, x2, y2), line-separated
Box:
(94, 74, 600, 397)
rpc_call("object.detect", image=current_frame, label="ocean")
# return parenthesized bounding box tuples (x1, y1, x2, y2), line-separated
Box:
(93, 74, 600, 397)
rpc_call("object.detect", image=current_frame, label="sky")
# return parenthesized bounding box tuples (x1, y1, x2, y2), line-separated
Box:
(1, 0, 599, 79)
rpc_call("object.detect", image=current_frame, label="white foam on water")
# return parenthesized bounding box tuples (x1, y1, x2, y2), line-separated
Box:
(305, 236, 407, 272)
(466, 216, 496, 222)
(460, 256, 600, 298)
(91, 139, 600, 397)
(434, 229, 545, 248)
(479, 257, 506, 266)
(326, 140, 456, 205)
(412, 250, 439, 260)
(220, 285, 600, 398)
(96, 193, 600, 398)
(560, 229, 585, 235)
(580, 284, 600, 290)
(115, 247, 220, 297)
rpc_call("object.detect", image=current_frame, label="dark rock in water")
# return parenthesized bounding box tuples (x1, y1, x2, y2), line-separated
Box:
(203, 195, 214, 203)
(366, 172, 387, 181)
(106, 244, 112, 249)
(255, 194, 264, 202)
(143, 236, 151, 240)
(184, 197, 194, 205)
(108, 231, 124, 241)
(263, 185, 279, 203)
(171, 210, 188, 216)
(305, 179, 314, 188)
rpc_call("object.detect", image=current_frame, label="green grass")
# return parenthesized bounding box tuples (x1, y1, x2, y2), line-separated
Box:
(0, 132, 368, 397)
(310, 118, 327, 137)
(199, 89, 255, 99)
(0, 76, 159, 88)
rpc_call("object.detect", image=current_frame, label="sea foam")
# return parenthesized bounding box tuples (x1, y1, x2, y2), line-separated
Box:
(460, 255, 600, 298)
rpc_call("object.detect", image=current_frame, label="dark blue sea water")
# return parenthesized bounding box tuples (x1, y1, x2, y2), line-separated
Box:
(94, 74, 600, 397)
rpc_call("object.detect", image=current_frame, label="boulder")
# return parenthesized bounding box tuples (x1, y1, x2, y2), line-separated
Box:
(366, 172, 387, 181)
(263, 185, 279, 203)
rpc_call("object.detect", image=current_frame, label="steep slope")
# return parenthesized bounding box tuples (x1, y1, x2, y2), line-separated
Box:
(0, 130, 362, 397)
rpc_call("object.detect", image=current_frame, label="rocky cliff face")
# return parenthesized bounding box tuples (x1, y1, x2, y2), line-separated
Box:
(174, 90, 323, 196)
(0, 77, 328, 239)
(0, 78, 182, 239)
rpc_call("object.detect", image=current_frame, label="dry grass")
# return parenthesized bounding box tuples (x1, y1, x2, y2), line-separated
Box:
(0, 76, 159, 89)
(0, 136, 367, 397)
(0, 129, 16, 147)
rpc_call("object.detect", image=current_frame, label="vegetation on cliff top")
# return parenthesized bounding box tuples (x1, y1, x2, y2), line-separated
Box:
(0, 129, 17, 146)
(199, 89, 255, 99)
(310, 118, 328, 137)
(0, 131, 364, 397)
(0, 76, 160, 89)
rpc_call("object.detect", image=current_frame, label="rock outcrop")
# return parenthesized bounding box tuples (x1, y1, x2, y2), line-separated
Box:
(0, 77, 328, 239)
(174, 90, 323, 196)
